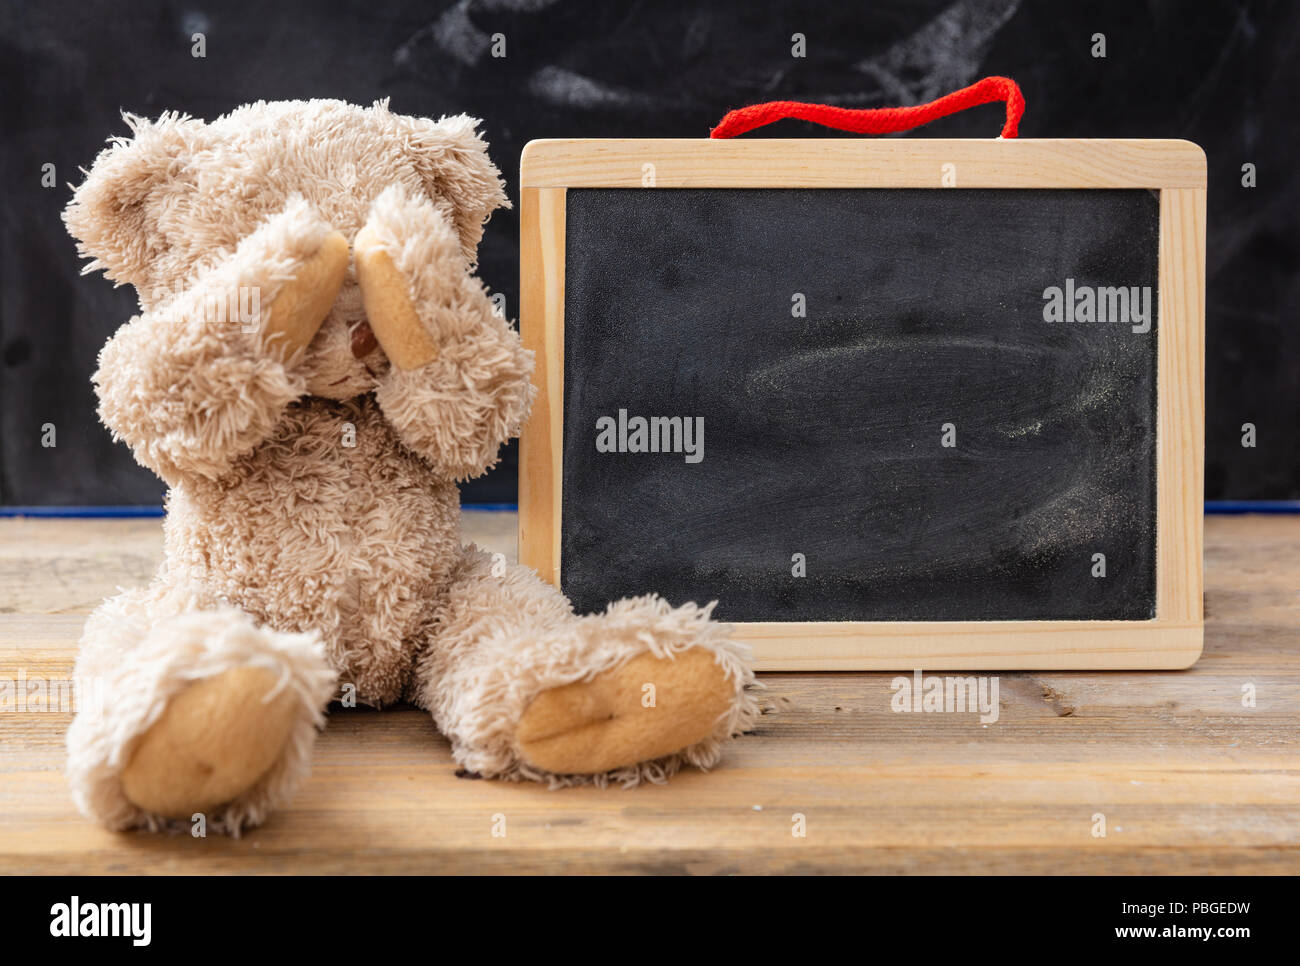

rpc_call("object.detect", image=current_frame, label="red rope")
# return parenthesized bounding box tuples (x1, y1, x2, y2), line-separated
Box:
(709, 76, 1024, 140)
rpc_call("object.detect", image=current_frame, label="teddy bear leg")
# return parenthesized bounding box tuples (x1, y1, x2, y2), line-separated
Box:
(411, 546, 759, 785)
(65, 587, 336, 834)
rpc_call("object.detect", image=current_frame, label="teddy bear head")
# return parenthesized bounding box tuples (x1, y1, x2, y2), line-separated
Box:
(64, 99, 509, 399)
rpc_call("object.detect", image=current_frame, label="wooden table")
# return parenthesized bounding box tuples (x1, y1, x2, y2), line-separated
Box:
(1, 513, 1295, 874)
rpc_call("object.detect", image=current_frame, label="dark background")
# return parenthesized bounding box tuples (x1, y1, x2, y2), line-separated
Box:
(1, 0, 1295, 506)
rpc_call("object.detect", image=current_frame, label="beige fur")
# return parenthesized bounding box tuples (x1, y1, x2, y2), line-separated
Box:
(63, 100, 758, 835)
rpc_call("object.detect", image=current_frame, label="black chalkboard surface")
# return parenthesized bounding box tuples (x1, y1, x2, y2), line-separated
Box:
(560, 187, 1160, 623)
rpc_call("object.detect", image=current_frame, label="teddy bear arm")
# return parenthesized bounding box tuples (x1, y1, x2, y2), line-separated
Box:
(94, 307, 293, 484)
(94, 201, 345, 484)
(373, 317, 536, 480)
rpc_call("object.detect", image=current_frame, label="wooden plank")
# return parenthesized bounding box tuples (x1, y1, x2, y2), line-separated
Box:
(520, 138, 1208, 189)
(0, 514, 1295, 874)
(737, 620, 1202, 671)
(517, 186, 566, 586)
(1156, 187, 1207, 627)
(0, 517, 164, 615)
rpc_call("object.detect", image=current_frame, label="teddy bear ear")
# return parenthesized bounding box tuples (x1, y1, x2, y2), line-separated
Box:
(401, 112, 510, 266)
(63, 111, 203, 288)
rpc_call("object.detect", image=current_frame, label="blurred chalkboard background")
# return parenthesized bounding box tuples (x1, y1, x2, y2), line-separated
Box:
(1, 0, 1296, 507)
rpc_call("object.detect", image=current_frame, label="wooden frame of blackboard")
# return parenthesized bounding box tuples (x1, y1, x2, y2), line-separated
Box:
(518, 139, 1205, 670)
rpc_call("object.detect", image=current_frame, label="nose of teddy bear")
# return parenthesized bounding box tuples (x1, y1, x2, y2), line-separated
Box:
(350, 319, 378, 358)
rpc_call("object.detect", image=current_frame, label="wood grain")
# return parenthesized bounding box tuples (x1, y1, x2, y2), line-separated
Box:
(0, 514, 1295, 874)
(1157, 187, 1208, 626)
(520, 138, 1208, 189)
(518, 186, 566, 588)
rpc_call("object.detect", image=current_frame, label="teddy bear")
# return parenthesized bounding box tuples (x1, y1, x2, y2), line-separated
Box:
(62, 99, 757, 835)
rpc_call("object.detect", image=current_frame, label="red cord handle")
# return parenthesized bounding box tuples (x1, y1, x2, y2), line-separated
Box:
(710, 76, 1025, 140)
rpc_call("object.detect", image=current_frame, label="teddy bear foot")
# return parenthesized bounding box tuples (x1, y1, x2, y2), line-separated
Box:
(120, 666, 302, 820)
(516, 647, 736, 775)
(66, 599, 336, 834)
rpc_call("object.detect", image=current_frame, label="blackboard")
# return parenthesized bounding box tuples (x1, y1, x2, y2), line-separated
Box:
(559, 187, 1159, 623)
(519, 136, 1203, 668)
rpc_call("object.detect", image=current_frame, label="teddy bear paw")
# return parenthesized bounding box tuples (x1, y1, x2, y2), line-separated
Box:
(260, 229, 350, 361)
(515, 648, 735, 775)
(120, 666, 301, 821)
(353, 219, 437, 370)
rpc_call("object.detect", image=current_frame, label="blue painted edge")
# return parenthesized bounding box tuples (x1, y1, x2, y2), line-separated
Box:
(1204, 501, 1300, 514)
(0, 503, 521, 517)
(2, 501, 1295, 518)
(0, 505, 165, 518)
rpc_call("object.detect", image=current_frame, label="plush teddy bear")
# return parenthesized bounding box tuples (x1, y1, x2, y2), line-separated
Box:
(62, 99, 757, 835)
